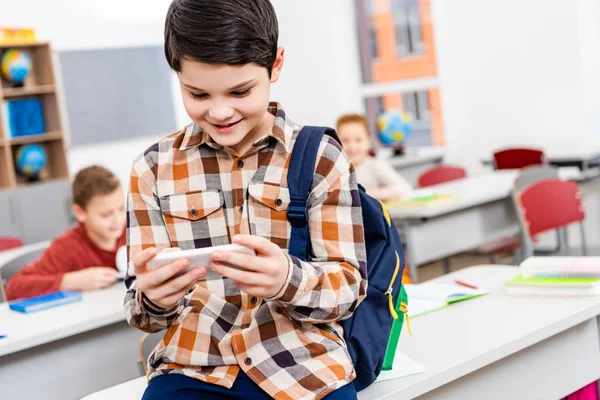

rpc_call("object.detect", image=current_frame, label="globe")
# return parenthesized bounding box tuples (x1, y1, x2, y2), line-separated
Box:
(377, 110, 412, 146)
(15, 144, 47, 179)
(1, 49, 32, 85)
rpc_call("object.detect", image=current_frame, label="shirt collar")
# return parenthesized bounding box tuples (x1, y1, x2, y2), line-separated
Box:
(178, 102, 295, 153)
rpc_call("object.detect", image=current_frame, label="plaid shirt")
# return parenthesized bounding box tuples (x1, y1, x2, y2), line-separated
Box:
(125, 103, 367, 400)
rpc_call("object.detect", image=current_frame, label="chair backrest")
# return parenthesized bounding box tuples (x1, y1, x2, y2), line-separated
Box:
(0, 237, 23, 251)
(517, 179, 585, 237)
(417, 165, 467, 188)
(514, 165, 560, 194)
(493, 147, 545, 170)
(0, 245, 47, 302)
(138, 332, 164, 375)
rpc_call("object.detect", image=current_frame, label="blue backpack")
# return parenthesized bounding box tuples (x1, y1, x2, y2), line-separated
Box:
(286, 126, 408, 391)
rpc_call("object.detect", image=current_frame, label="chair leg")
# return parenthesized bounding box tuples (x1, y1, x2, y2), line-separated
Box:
(443, 258, 451, 274)
(512, 250, 522, 265)
(489, 254, 499, 264)
(580, 222, 588, 256)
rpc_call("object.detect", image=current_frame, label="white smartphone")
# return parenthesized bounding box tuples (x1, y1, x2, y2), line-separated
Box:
(147, 244, 255, 280)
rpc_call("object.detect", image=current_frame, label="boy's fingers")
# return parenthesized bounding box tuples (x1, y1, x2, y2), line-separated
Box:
(133, 248, 159, 274)
(212, 251, 261, 272)
(233, 235, 277, 255)
(155, 267, 205, 298)
(211, 262, 261, 285)
(144, 259, 191, 287)
(160, 247, 182, 254)
(161, 283, 197, 308)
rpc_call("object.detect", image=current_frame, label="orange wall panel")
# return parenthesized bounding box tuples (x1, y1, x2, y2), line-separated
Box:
(428, 89, 444, 145)
(372, 0, 437, 81)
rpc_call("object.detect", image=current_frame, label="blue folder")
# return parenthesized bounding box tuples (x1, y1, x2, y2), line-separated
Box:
(9, 291, 82, 313)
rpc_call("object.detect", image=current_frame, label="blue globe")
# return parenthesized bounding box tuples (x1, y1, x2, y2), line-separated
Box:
(377, 110, 412, 146)
(1, 49, 32, 85)
(15, 144, 47, 178)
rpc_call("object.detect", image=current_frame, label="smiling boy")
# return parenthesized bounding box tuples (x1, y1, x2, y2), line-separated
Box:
(125, 1, 366, 399)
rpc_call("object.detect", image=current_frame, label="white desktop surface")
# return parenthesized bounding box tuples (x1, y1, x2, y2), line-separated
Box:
(387, 170, 519, 220)
(361, 265, 600, 399)
(83, 266, 600, 400)
(0, 282, 126, 357)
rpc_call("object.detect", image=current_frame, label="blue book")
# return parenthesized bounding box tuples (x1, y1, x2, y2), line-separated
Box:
(9, 291, 82, 313)
(5, 98, 46, 138)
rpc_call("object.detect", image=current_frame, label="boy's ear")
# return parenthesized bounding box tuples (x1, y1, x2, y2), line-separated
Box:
(270, 46, 285, 83)
(72, 204, 86, 224)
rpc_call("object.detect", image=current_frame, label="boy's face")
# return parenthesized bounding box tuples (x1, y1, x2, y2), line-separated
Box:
(73, 187, 126, 243)
(338, 122, 371, 167)
(178, 48, 285, 155)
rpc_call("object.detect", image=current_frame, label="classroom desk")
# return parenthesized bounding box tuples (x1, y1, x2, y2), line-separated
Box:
(84, 265, 600, 400)
(378, 146, 445, 186)
(390, 170, 522, 282)
(482, 147, 600, 175)
(390, 168, 594, 282)
(361, 265, 600, 399)
(0, 282, 143, 400)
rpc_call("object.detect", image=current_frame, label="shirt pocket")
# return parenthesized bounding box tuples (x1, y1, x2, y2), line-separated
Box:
(159, 190, 229, 248)
(247, 182, 291, 249)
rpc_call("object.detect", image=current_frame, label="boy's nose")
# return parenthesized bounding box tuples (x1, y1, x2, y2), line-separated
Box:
(208, 104, 235, 122)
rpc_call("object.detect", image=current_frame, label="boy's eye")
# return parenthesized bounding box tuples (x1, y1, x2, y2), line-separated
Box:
(190, 92, 208, 100)
(231, 88, 251, 97)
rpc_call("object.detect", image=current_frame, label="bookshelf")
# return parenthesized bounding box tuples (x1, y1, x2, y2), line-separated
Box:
(0, 42, 69, 189)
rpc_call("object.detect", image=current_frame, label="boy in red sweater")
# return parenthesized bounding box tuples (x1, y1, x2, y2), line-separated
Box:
(6, 165, 126, 300)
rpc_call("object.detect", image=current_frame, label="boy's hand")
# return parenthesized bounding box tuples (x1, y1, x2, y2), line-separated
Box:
(210, 235, 289, 299)
(61, 267, 118, 292)
(133, 247, 206, 309)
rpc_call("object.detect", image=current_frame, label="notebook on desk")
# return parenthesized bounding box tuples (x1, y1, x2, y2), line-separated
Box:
(386, 192, 459, 209)
(9, 291, 82, 313)
(405, 283, 489, 318)
(505, 275, 600, 296)
(520, 256, 600, 278)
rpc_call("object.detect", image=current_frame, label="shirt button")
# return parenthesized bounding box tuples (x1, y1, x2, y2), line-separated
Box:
(275, 198, 283, 206)
(237, 160, 244, 168)
(190, 208, 198, 217)
(251, 296, 258, 304)
(244, 357, 252, 366)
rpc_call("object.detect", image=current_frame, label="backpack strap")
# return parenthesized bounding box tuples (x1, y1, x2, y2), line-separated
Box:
(287, 126, 341, 261)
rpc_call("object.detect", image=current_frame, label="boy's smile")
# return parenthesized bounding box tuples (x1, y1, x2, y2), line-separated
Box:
(178, 47, 284, 155)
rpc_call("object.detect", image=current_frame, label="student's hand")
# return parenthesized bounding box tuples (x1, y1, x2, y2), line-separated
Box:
(133, 247, 206, 309)
(61, 267, 119, 292)
(210, 235, 290, 299)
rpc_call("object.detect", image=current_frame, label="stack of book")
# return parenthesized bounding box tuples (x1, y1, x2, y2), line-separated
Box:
(505, 257, 600, 296)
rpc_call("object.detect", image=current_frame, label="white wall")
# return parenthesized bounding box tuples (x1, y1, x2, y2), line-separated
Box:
(432, 0, 592, 172)
(270, 0, 364, 127)
(0, 0, 170, 50)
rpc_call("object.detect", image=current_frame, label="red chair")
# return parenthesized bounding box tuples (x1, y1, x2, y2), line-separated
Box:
(0, 237, 23, 251)
(417, 166, 467, 188)
(518, 179, 587, 256)
(493, 148, 545, 170)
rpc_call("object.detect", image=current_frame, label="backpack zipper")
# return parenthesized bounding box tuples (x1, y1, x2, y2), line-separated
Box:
(384, 251, 401, 319)
(380, 200, 412, 335)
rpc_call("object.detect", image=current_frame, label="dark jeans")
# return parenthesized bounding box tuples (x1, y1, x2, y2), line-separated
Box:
(142, 370, 358, 400)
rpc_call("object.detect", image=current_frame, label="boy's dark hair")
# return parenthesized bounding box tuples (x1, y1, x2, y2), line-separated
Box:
(72, 165, 121, 209)
(164, 0, 279, 75)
